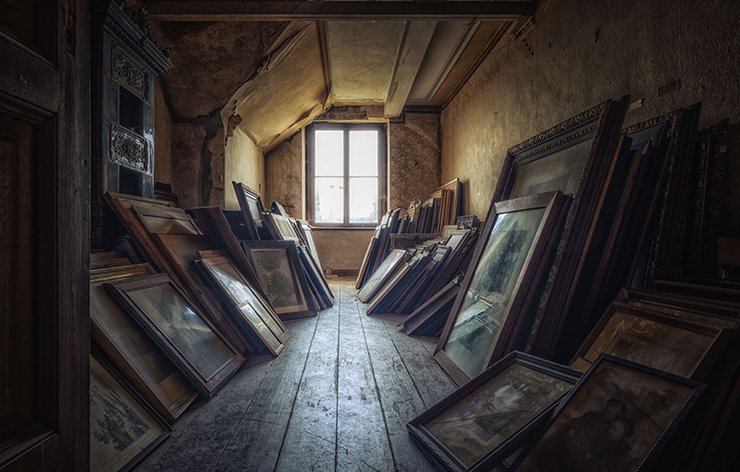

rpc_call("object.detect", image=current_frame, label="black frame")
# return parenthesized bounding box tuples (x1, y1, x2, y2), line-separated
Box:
(306, 122, 388, 227)
(233, 181, 268, 240)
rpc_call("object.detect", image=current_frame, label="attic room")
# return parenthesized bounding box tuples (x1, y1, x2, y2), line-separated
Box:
(2, 0, 740, 471)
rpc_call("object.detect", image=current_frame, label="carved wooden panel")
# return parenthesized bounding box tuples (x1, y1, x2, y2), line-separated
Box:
(111, 42, 149, 102)
(111, 123, 150, 173)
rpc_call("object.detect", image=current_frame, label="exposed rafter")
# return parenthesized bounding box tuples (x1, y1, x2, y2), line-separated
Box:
(147, 1, 535, 22)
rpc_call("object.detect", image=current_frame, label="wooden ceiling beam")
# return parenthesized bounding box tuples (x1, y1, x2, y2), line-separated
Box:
(146, 1, 534, 22)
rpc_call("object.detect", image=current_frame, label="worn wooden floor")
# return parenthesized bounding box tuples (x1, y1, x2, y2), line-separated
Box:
(135, 279, 456, 472)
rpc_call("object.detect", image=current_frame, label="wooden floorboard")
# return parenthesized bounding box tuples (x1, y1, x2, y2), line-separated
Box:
(134, 280, 454, 472)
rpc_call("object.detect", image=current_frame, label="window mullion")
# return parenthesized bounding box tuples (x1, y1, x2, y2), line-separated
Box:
(343, 127, 350, 226)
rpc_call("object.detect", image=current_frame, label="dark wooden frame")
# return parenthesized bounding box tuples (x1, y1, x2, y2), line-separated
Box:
(90, 263, 198, 423)
(232, 181, 267, 240)
(616, 288, 740, 327)
(89, 351, 171, 472)
(105, 273, 244, 399)
(131, 204, 202, 235)
(570, 302, 733, 380)
(407, 352, 580, 472)
(196, 252, 289, 356)
(241, 240, 317, 319)
(400, 278, 461, 336)
(357, 249, 410, 303)
(490, 98, 630, 361)
(305, 121, 388, 227)
(434, 192, 570, 385)
(514, 354, 704, 471)
(296, 245, 334, 307)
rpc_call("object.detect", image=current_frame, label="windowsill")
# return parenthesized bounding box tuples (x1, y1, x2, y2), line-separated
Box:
(310, 226, 376, 231)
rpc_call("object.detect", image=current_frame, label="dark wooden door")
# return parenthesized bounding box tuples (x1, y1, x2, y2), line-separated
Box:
(0, 0, 89, 470)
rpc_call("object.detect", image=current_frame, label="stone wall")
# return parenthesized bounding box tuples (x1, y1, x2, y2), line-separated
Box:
(442, 0, 740, 223)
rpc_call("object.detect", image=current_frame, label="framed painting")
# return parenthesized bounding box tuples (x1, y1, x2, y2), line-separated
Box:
(232, 181, 267, 240)
(435, 192, 570, 385)
(241, 240, 316, 319)
(489, 98, 629, 360)
(515, 354, 704, 471)
(90, 353, 171, 472)
(570, 303, 733, 380)
(152, 232, 252, 355)
(617, 288, 740, 329)
(357, 249, 410, 303)
(105, 273, 243, 398)
(196, 253, 289, 356)
(298, 219, 324, 274)
(131, 204, 201, 235)
(401, 278, 461, 337)
(296, 245, 334, 308)
(408, 352, 580, 472)
(91, 264, 198, 423)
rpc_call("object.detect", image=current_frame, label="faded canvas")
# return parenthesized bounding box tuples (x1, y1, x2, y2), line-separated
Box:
(444, 208, 545, 378)
(425, 363, 571, 468)
(251, 248, 301, 309)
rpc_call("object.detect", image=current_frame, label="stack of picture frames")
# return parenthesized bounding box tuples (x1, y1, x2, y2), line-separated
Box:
(365, 225, 479, 318)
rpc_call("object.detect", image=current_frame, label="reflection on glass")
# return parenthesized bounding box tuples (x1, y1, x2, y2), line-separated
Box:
(425, 363, 571, 468)
(240, 304, 282, 352)
(315, 130, 344, 176)
(444, 208, 546, 378)
(349, 177, 378, 224)
(210, 263, 286, 338)
(315, 177, 344, 224)
(349, 130, 378, 176)
(129, 285, 233, 381)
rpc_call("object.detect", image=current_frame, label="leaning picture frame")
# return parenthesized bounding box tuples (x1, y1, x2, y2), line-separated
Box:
(90, 264, 198, 423)
(434, 191, 570, 385)
(408, 352, 580, 472)
(196, 252, 289, 357)
(232, 181, 267, 240)
(105, 273, 244, 398)
(89, 352, 171, 472)
(514, 354, 704, 471)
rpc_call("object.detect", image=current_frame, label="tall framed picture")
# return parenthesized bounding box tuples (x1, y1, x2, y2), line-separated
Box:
(232, 181, 267, 240)
(408, 352, 580, 471)
(105, 274, 243, 398)
(435, 192, 570, 385)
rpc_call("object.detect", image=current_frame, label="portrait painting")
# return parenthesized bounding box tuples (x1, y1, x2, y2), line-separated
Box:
(90, 355, 169, 472)
(517, 355, 702, 472)
(571, 305, 725, 378)
(442, 206, 546, 378)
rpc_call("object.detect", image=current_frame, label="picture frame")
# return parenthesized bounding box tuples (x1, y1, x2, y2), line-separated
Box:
(435, 191, 570, 385)
(407, 352, 581, 472)
(400, 277, 461, 337)
(152, 232, 252, 355)
(616, 288, 740, 328)
(90, 352, 171, 472)
(570, 302, 733, 380)
(514, 354, 704, 471)
(105, 273, 244, 398)
(241, 240, 317, 319)
(489, 98, 630, 360)
(90, 264, 198, 423)
(196, 253, 289, 356)
(131, 204, 202, 235)
(297, 219, 323, 274)
(296, 244, 334, 308)
(232, 181, 267, 240)
(357, 249, 410, 303)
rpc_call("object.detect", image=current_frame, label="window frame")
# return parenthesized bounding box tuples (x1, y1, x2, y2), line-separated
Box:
(306, 122, 388, 228)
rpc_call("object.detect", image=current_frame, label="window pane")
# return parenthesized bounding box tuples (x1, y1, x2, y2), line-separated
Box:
(315, 130, 344, 176)
(349, 130, 378, 176)
(315, 177, 344, 224)
(349, 177, 378, 224)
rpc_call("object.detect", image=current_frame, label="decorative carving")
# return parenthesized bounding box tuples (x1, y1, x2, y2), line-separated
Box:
(111, 124, 149, 173)
(112, 43, 149, 101)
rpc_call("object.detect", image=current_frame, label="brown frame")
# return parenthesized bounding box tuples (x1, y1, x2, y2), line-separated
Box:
(400, 278, 461, 336)
(241, 240, 317, 319)
(90, 263, 198, 423)
(196, 253, 289, 356)
(514, 354, 704, 471)
(434, 192, 570, 385)
(305, 121, 388, 227)
(408, 352, 580, 472)
(105, 273, 244, 399)
(491, 98, 630, 361)
(296, 244, 334, 308)
(89, 352, 172, 472)
(357, 249, 410, 303)
(570, 302, 733, 380)
(131, 204, 202, 235)
(232, 181, 267, 240)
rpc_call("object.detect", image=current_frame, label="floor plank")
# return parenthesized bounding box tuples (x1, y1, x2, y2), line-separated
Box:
(134, 280, 453, 472)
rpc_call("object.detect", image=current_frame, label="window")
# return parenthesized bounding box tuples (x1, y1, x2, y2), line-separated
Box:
(306, 123, 387, 226)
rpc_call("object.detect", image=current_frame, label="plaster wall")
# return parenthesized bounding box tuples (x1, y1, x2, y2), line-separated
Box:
(265, 131, 303, 217)
(313, 230, 374, 276)
(442, 0, 740, 223)
(153, 77, 173, 184)
(224, 128, 265, 210)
